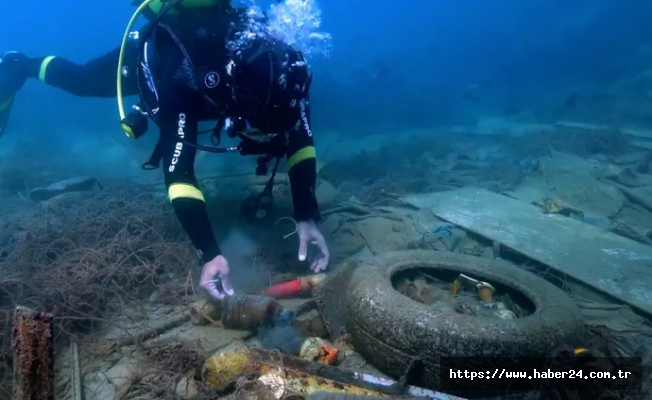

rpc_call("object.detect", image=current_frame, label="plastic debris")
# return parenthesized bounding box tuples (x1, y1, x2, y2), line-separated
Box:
(476, 282, 495, 303)
(299, 337, 339, 365)
(202, 347, 395, 397)
(264, 274, 328, 299)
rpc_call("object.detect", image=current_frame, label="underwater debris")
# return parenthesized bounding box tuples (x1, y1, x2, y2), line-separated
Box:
(476, 282, 495, 303)
(0, 183, 195, 396)
(221, 294, 285, 330)
(190, 298, 222, 326)
(202, 347, 438, 398)
(11, 306, 54, 400)
(299, 337, 339, 366)
(541, 196, 584, 217)
(264, 274, 327, 299)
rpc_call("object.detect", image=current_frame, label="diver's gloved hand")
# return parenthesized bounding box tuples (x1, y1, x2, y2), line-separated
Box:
(0, 52, 32, 96)
(297, 220, 330, 273)
(200, 254, 235, 300)
(0, 52, 33, 137)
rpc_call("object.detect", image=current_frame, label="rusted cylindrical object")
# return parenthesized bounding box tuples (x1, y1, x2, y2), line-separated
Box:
(12, 306, 54, 400)
(221, 294, 283, 330)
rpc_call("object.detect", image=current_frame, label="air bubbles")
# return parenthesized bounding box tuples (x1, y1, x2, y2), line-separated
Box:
(229, 0, 332, 59)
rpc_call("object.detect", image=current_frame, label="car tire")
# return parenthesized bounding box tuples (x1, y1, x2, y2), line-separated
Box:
(344, 250, 585, 391)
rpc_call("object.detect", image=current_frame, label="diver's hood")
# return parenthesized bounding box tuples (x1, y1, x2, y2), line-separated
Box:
(226, 38, 312, 132)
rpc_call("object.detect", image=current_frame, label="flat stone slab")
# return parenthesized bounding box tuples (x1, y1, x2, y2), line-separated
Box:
(403, 188, 652, 316)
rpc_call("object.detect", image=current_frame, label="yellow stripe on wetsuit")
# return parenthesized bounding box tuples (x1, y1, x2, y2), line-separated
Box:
(38, 56, 56, 83)
(168, 183, 205, 202)
(287, 146, 316, 170)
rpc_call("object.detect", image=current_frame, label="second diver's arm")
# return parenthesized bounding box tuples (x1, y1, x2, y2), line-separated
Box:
(286, 97, 320, 222)
(28, 46, 139, 98)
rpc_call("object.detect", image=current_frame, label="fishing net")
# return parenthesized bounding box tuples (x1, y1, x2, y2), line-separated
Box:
(0, 182, 199, 398)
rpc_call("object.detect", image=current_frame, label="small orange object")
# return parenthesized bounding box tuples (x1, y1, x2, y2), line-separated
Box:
(476, 282, 495, 303)
(319, 343, 340, 365)
(299, 337, 340, 366)
(264, 279, 304, 298)
(450, 279, 462, 294)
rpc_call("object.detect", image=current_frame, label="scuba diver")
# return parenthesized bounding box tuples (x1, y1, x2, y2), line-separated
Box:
(0, 0, 330, 300)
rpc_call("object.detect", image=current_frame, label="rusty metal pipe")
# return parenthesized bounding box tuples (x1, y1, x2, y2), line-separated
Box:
(11, 306, 55, 400)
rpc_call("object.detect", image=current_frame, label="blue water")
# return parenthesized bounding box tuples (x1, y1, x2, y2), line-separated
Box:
(2, 2, 652, 398)
(1, 0, 651, 150)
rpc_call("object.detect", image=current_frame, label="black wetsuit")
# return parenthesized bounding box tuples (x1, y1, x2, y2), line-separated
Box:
(25, 10, 319, 263)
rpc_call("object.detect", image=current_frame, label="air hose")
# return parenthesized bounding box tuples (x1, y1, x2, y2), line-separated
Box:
(117, 0, 162, 138)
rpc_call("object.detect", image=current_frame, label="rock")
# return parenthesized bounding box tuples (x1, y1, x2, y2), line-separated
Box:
(495, 309, 518, 320)
(606, 168, 652, 188)
(104, 356, 139, 388)
(431, 300, 456, 314)
(315, 179, 339, 209)
(176, 376, 199, 398)
(480, 247, 494, 259)
(609, 221, 652, 245)
(559, 181, 625, 217)
(28, 176, 99, 202)
(240, 173, 339, 210)
(450, 160, 483, 171)
(510, 174, 625, 218)
(615, 185, 652, 212)
(541, 152, 604, 177)
(617, 205, 652, 231)
(320, 214, 367, 262)
(84, 371, 116, 400)
(338, 351, 368, 371)
(294, 309, 328, 338)
(236, 379, 279, 400)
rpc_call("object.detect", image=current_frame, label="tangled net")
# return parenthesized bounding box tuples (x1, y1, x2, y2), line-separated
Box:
(114, 339, 211, 400)
(0, 182, 198, 397)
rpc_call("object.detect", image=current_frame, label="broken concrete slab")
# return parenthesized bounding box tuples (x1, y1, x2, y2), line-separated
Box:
(508, 174, 626, 218)
(614, 185, 652, 212)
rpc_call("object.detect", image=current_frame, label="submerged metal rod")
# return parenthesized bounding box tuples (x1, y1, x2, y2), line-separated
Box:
(11, 306, 55, 400)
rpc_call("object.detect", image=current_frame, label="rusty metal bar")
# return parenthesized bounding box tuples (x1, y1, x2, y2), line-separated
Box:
(11, 306, 54, 400)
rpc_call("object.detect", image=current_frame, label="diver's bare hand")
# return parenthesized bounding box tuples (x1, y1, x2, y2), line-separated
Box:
(200, 255, 234, 300)
(297, 220, 330, 273)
